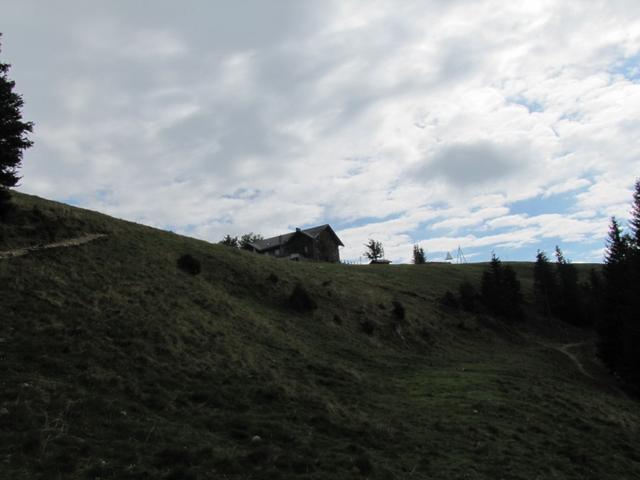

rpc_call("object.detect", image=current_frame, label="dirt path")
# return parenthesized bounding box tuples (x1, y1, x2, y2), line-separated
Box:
(0, 234, 107, 260)
(538, 341, 594, 380)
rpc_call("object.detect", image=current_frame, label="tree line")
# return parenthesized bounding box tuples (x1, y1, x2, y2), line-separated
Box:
(438, 180, 640, 393)
(219, 232, 263, 249)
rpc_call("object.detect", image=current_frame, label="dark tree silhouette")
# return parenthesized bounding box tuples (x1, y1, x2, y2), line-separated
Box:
(412, 244, 426, 264)
(533, 250, 556, 317)
(598, 218, 628, 372)
(0, 34, 33, 211)
(554, 246, 584, 325)
(364, 239, 384, 261)
(239, 232, 263, 250)
(630, 179, 640, 247)
(458, 280, 477, 312)
(480, 253, 523, 320)
(220, 234, 239, 248)
(585, 268, 604, 326)
(604, 217, 628, 267)
(597, 200, 640, 391)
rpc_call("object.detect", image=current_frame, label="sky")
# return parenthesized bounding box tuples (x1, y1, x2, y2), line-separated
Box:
(2, 0, 640, 263)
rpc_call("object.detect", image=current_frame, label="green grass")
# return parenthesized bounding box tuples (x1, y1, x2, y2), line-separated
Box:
(1, 191, 638, 479)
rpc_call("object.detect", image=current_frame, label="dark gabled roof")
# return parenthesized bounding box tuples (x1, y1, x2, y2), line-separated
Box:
(250, 224, 344, 252)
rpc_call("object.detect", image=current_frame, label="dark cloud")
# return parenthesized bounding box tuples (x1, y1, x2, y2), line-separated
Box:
(417, 141, 527, 187)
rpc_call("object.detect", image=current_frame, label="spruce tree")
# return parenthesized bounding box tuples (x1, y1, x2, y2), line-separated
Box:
(629, 179, 640, 249)
(598, 218, 629, 373)
(412, 244, 426, 264)
(554, 246, 583, 325)
(0, 34, 33, 210)
(480, 253, 523, 320)
(533, 250, 556, 317)
(604, 217, 627, 267)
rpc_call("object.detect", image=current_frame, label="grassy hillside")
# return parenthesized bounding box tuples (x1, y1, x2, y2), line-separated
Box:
(1, 192, 639, 480)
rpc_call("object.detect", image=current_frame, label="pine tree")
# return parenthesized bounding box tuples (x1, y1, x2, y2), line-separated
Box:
(412, 244, 426, 264)
(629, 179, 640, 249)
(598, 218, 630, 373)
(480, 253, 523, 320)
(597, 192, 640, 391)
(533, 250, 556, 317)
(585, 268, 603, 326)
(554, 246, 583, 325)
(604, 217, 627, 267)
(0, 34, 33, 210)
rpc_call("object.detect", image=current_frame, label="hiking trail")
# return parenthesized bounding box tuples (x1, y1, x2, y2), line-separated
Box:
(0, 234, 107, 260)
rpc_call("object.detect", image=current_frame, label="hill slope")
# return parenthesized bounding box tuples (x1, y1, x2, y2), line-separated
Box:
(1, 192, 639, 479)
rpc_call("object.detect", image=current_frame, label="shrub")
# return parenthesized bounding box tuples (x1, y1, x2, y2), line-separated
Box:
(439, 290, 458, 309)
(177, 254, 201, 275)
(289, 284, 317, 312)
(267, 273, 279, 284)
(392, 300, 405, 320)
(360, 319, 375, 335)
(458, 281, 477, 312)
(354, 453, 373, 475)
(480, 254, 523, 320)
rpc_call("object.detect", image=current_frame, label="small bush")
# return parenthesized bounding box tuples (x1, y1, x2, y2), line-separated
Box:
(458, 281, 477, 312)
(439, 291, 458, 309)
(268, 273, 279, 284)
(289, 284, 317, 312)
(164, 467, 197, 480)
(333, 314, 343, 325)
(354, 453, 373, 475)
(177, 254, 201, 275)
(392, 300, 405, 320)
(360, 319, 375, 335)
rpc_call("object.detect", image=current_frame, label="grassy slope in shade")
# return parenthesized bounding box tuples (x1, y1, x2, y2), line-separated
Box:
(1, 191, 639, 479)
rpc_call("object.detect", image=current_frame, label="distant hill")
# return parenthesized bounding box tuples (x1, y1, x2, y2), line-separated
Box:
(1, 192, 638, 479)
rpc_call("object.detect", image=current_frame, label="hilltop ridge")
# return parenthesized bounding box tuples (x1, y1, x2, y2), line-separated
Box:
(1, 192, 639, 479)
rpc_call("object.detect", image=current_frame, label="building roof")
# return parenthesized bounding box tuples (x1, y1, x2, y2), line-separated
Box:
(250, 224, 344, 251)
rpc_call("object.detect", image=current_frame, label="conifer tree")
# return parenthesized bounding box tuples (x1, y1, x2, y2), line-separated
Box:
(533, 250, 556, 317)
(0, 34, 33, 211)
(412, 244, 426, 264)
(554, 246, 583, 325)
(597, 188, 640, 391)
(480, 253, 523, 320)
(604, 217, 627, 268)
(598, 217, 630, 373)
(629, 179, 640, 249)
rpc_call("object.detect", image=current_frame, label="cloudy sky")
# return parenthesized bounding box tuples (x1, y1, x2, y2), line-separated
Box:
(3, 1, 640, 263)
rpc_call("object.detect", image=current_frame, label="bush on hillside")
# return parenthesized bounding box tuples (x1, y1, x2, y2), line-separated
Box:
(177, 254, 201, 275)
(289, 284, 317, 312)
(360, 319, 376, 335)
(438, 290, 459, 309)
(392, 300, 405, 320)
(458, 281, 477, 312)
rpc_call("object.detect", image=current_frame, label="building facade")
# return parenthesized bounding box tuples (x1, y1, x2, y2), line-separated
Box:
(249, 224, 343, 262)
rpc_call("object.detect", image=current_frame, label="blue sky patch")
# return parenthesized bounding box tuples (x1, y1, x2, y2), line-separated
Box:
(610, 53, 640, 82)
